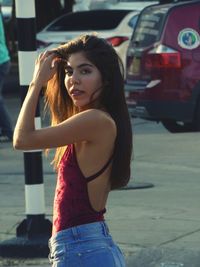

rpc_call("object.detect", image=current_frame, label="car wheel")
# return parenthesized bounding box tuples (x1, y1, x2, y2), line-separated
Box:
(193, 100, 200, 131)
(161, 120, 194, 133)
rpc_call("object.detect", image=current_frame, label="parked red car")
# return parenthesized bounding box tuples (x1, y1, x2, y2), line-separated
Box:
(125, 0, 200, 132)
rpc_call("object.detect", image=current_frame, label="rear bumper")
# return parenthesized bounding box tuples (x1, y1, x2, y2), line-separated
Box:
(127, 100, 195, 122)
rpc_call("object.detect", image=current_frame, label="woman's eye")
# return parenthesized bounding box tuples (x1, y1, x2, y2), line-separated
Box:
(65, 69, 73, 76)
(81, 69, 91, 74)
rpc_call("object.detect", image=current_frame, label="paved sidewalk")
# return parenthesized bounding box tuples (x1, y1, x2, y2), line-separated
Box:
(0, 96, 200, 267)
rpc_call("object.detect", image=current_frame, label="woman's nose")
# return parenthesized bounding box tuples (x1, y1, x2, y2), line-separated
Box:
(70, 72, 80, 84)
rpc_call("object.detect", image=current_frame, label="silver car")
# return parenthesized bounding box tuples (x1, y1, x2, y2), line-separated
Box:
(36, 9, 139, 70)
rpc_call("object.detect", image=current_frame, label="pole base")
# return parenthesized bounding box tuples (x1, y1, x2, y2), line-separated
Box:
(0, 216, 52, 258)
(0, 235, 50, 258)
(17, 216, 52, 238)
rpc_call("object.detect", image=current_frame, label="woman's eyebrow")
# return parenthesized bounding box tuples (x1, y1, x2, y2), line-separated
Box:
(65, 64, 72, 69)
(64, 63, 94, 70)
(77, 63, 93, 68)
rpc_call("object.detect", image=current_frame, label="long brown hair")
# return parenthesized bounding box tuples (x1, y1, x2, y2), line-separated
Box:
(45, 34, 133, 190)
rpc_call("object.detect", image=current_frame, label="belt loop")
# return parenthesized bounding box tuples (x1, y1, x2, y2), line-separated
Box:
(102, 221, 109, 236)
(71, 226, 79, 240)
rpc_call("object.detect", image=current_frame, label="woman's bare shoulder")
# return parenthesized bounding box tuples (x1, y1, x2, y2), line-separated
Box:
(79, 108, 115, 122)
(80, 108, 117, 134)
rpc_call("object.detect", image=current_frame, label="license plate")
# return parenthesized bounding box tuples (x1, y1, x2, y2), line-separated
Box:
(129, 57, 140, 75)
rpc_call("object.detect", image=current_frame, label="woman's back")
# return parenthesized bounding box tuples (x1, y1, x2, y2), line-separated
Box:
(53, 110, 116, 234)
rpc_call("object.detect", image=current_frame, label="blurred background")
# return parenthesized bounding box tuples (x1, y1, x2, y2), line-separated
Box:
(0, 0, 187, 96)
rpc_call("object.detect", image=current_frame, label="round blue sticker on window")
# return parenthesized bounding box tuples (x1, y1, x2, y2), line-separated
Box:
(178, 28, 200, 49)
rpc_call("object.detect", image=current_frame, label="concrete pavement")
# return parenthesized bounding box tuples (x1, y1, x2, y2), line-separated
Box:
(0, 95, 200, 267)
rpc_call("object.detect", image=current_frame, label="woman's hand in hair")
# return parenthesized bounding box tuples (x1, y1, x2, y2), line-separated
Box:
(31, 50, 60, 89)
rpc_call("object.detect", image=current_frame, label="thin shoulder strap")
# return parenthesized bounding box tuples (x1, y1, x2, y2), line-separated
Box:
(86, 155, 113, 182)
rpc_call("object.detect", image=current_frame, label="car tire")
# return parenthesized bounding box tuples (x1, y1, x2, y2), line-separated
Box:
(193, 100, 200, 131)
(161, 120, 194, 133)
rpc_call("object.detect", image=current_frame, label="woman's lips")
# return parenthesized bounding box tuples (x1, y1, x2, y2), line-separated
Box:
(71, 89, 84, 96)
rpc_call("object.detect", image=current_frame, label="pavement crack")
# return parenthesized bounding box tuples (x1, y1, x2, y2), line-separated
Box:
(158, 227, 200, 246)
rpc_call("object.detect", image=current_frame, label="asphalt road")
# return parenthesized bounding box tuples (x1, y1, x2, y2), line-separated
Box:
(0, 88, 200, 266)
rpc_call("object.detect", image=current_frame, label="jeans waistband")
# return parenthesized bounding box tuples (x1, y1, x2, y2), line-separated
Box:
(49, 221, 110, 246)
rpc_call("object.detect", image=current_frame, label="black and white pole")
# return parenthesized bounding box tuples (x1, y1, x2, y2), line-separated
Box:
(0, 0, 52, 258)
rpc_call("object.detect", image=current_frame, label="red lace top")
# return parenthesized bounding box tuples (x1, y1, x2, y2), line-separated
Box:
(52, 144, 112, 234)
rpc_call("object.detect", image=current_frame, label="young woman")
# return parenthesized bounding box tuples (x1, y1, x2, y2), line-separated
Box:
(13, 34, 132, 267)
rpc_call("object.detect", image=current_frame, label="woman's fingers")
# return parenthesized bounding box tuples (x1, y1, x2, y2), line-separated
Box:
(32, 52, 59, 85)
(37, 50, 57, 63)
(33, 50, 63, 85)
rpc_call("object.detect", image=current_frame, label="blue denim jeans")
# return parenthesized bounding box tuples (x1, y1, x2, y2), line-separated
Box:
(48, 221, 126, 267)
(0, 60, 13, 138)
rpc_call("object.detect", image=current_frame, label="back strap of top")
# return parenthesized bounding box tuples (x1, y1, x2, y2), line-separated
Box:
(86, 155, 113, 182)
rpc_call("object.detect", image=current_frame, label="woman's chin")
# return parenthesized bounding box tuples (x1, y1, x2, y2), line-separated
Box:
(72, 99, 100, 111)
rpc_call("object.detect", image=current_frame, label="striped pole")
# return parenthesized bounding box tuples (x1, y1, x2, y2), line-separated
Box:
(15, 0, 51, 238)
(0, 0, 51, 258)
(15, 0, 52, 240)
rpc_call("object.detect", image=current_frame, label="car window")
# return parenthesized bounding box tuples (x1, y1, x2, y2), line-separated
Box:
(128, 14, 139, 29)
(46, 10, 131, 31)
(132, 5, 170, 47)
(1, 0, 12, 5)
